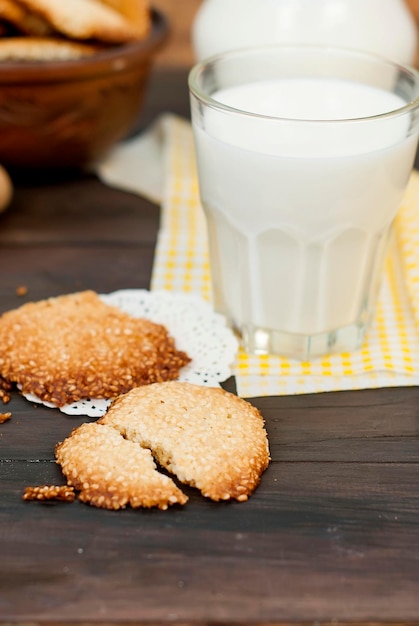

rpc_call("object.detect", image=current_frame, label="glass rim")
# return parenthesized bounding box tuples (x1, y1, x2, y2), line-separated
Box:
(188, 44, 419, 124)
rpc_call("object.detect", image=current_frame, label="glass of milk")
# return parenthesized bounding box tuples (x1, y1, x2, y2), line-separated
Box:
(188, 46, 419, 360)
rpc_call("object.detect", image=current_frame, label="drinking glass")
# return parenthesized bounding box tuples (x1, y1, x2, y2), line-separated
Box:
(189, 46, 419, 359)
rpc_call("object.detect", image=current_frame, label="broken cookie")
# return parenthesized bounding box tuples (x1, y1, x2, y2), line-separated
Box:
(56, 382, 270, 509)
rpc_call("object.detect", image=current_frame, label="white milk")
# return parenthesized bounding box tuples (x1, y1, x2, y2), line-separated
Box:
(193, 78, 418, 341)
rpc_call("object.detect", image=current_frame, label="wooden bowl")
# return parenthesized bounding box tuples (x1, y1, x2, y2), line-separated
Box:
(0, 9, 168, 169)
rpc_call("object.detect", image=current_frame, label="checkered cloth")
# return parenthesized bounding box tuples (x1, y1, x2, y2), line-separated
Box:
(98, 114, 419, 398)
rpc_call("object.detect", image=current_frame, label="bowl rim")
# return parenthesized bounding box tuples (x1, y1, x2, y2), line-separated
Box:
(0, 7, 169, 83)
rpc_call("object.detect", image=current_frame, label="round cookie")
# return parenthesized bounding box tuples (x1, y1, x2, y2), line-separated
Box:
(99, 381, 270, 503)
(55, 421, 188, 510)
(0, 290, 190, 407)
(56, 382, 270, 509)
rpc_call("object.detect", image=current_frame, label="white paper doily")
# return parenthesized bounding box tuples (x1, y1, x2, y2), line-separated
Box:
(22, 289, 239, 417)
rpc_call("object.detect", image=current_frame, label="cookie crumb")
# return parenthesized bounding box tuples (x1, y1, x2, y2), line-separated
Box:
(23, 485, 76, 502)
(16, 285, 28, 296)
(0, 411, 11, 423)
(0, 389, 11, 404)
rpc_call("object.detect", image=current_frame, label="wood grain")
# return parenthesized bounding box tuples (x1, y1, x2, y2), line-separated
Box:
(1, 458, 419, 623)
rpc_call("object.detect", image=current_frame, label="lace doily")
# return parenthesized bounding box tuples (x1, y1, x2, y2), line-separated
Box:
(22, 289, 238, 418)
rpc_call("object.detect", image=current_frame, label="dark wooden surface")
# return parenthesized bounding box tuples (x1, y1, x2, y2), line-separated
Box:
(1, 68, 419, 626)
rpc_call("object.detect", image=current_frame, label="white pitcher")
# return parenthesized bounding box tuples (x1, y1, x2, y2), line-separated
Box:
(192, 0, 417, 64)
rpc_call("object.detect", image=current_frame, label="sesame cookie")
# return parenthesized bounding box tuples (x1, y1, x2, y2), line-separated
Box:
(0, 290, 190, 407)
(55, 421, 188, 510)
(100, 381, 270, 503)
(15, 0, 141, 43)
(55, 382, 269, 510)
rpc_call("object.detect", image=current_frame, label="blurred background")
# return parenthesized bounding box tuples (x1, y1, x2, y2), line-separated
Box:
(153, 0, 419, 68)
(153, 0, 200, 67)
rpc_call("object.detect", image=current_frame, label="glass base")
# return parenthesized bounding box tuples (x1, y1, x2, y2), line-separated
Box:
(235, 321, 368, 361)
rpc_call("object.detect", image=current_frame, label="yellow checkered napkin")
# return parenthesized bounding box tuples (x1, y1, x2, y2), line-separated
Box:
(98, 114, 419, 397)
(149, 115, 419, 397)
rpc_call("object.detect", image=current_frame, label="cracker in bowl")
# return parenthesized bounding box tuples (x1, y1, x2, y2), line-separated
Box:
(0, 0, 54, 36)
(0, 36, 101, 61)
(55, 382, 270, 510)
(14, 0, 143, 43)
(97, 0, 150, 39)
(0, 290, 190, 407)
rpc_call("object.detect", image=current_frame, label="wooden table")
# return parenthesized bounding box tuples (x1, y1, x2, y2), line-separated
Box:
(1, 68, 419, 626)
